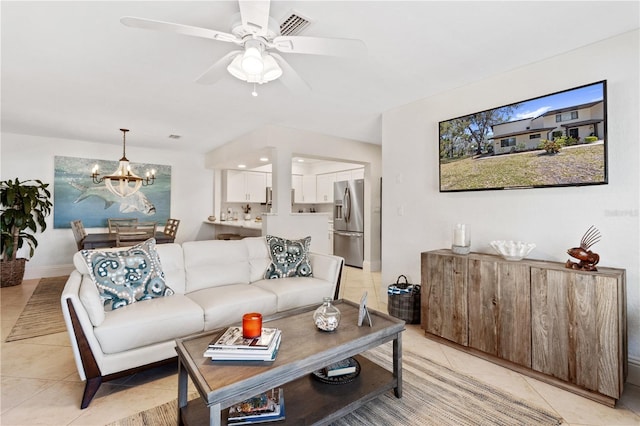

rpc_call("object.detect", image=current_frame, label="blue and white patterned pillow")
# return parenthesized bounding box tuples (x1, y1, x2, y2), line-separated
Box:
(80, 238, 174, 311)
(264, 235, 313, 279)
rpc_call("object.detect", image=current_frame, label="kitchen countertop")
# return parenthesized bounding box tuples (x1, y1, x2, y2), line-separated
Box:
(204, 219, 263, 230)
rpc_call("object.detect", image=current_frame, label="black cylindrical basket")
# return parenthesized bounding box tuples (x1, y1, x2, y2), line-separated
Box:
(387, 275, 421, 324)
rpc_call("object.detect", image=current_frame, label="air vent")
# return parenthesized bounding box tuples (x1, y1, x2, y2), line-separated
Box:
(280, 11, 312, 36)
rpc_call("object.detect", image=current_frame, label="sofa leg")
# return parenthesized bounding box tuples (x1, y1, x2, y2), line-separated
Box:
(66, 299, 104, 409)
(80, 376, 102, 409)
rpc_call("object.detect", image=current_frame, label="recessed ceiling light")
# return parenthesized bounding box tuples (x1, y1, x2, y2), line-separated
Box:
(297, 158, 305, 162)
(259, 157, 269, 162)
(238, 164, 246, 168)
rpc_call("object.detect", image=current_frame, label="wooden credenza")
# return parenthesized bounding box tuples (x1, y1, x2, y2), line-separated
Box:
(421, 249, 627, 406)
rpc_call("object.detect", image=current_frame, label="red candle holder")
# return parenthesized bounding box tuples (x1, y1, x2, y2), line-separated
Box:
(242, 312, 262, 339)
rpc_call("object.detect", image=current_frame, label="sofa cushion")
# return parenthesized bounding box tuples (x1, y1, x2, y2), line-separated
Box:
(183, 240, 251, 292)
(154, 243, 187, 294)
(264, 235, 313, 279)
(186, 284, 278, 331)
(243, 236, 271, 283)
(80, 239, 174, 311)
(94, 295, 204, 354)
(252, 277, 335, 312)
(79, 275, 105, 326)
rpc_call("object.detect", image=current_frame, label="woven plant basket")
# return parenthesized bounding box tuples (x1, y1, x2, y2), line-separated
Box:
(1, 258, 26, 287)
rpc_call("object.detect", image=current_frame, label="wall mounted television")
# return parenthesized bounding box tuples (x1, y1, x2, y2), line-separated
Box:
(438, 80, 607, 192)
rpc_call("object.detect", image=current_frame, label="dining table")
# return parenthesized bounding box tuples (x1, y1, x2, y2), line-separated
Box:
(81, 231, 173, 250)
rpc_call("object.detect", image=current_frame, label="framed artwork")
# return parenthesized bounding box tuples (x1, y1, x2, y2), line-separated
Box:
(53, 156, 171, 228)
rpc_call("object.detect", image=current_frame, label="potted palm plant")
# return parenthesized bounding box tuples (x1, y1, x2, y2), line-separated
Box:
(1, 178, 53, 287)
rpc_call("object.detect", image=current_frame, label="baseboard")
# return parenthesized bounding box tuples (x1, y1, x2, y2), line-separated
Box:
(24, 264, 74, 280)
(362, 260, 381, 272)
(628, 356, 640, 386)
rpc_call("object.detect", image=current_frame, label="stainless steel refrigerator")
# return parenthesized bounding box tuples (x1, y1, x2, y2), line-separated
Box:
(333, 179, 364, 268)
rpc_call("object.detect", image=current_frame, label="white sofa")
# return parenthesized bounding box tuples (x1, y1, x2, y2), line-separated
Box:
(61, 237, 344, 408)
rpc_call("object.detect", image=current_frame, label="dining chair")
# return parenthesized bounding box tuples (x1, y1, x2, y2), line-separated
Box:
(115, 222, 157, 247)
(163, 218, 180, 242)
(70, 220, 87, 251)
(108, 218, 138, 235)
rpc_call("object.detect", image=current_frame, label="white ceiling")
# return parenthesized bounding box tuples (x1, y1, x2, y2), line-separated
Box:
(2, 1, 639, 154)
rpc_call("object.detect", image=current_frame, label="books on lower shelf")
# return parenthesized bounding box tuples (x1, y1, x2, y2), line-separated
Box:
(203, 327, 282, 361)
(228, 388, 285, 425)
(324, 358, 358, 377)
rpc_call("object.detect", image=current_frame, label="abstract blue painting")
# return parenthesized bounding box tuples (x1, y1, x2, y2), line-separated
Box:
(54, 156, 171, 228)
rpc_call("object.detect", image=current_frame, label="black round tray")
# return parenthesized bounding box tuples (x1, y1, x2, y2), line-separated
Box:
(311, 357, 361, 385)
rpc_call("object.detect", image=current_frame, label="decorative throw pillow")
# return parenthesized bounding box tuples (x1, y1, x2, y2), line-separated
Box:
(80, 238, 174, 311)
(264, 235, 313, 279)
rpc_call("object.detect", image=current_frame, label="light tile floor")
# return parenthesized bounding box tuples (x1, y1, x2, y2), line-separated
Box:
(1, 268, 639, 425)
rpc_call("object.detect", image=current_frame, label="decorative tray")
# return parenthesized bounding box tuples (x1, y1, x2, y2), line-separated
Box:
(311, 357, 361, 385)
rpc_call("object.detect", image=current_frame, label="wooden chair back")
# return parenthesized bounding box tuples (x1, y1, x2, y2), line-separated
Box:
(163, 218, 180, 241)
(108, 218, 138, 234)
(115, 222, 157, 247)
(70, 220, 87, 251)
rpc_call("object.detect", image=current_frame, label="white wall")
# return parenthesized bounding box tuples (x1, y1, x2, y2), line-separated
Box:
(381, 30, 640, 383)
(1, 132, 213, 278)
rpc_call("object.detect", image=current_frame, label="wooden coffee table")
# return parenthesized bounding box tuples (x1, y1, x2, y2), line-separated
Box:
(175, 299, 405, 426)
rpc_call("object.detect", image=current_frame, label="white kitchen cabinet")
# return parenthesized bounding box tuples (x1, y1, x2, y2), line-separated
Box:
(302, 175, 316, 203)
(245, 172, 267, 202)
(292, 174, 303, 203)
(335, 170, 352, 182)
(316, 173, 336, 203)
(226, 170, 246, 202)
(336, 168, 364, 182)
(226, 170, 267, 203)
(292, 174, 317, 203)
(351, 168, 364, 180)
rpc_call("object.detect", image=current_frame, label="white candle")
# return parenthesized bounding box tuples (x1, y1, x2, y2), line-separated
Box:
(453, 224, 468, 246)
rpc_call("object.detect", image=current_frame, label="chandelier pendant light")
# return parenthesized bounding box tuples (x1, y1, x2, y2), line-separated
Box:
(91, 129, 155, 198)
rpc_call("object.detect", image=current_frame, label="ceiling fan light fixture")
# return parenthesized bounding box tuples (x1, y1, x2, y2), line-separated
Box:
(227, 54, 246, 80)
(262, 54, 283, 81)
(241, 41, 264, 74)
(227, 50, 282, 84)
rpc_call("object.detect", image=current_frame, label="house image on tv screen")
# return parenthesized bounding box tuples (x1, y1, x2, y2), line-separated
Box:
(491, 100, 605, 155)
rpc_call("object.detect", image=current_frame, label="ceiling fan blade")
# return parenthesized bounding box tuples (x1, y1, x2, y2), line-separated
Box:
(270, 53, 311, 93)
(120, 16, 240, 44)
(196, 50, 242, 85)
(271, 36, 367, 57)
(238, 0, 271, 36)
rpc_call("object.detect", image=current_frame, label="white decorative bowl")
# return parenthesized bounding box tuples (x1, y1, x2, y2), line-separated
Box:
(490, 240, 536, 261)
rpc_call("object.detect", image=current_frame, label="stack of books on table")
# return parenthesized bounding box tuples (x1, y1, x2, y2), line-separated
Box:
(203, 326, 281, 361)
(228, 388, 285, 425)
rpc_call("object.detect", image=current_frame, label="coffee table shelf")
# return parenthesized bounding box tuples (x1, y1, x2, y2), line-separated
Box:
(180, 354, 395, 425)
(176, 300, 405, 426)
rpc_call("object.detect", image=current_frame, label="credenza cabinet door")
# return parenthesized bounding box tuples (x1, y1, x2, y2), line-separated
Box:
(422, 251, 468, 345)
(468, 258, 531, 366)
(531, 268, 623, 399)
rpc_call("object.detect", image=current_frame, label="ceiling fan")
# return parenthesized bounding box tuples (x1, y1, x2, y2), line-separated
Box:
(120, 0, 366, 93)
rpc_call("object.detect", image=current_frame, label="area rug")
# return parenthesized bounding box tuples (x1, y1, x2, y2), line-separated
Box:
(5, 276, 68, 342)
(107, 344, 563, 426)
